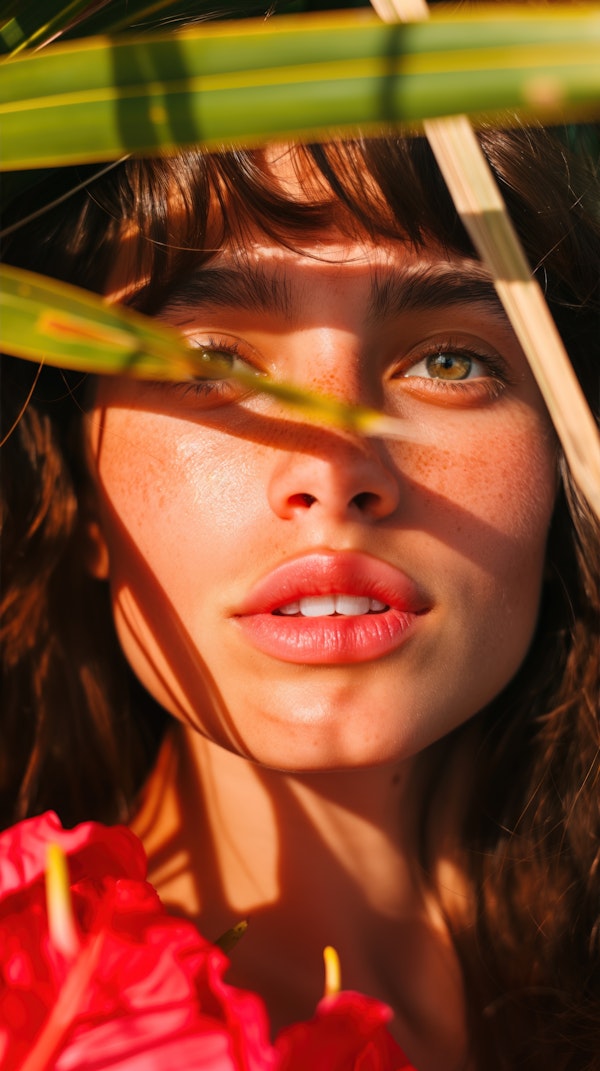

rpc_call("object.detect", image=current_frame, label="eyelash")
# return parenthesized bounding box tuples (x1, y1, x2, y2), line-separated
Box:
(153, 333, 512, 407)
(166, 335, 256, 400)
(396, 340, 512, 400)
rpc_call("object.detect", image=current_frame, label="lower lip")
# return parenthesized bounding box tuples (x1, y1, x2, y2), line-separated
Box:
(235, 608, 421, 665)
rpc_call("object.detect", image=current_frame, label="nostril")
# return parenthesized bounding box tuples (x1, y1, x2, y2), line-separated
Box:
(288, 492, 317, 508)
(268, 450, 400, 522)
(351, 491, 380, 512)
(285, 490, 387, 514)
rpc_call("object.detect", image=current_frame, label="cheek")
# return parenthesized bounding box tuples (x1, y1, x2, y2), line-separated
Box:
(87, 410, 256, 745)
(471, 428, 556, 542)
(92, 412, 246, 564)
(408, 407, 557, 561)
(407, 400, 554, 574)
(405, 411, 556, 713)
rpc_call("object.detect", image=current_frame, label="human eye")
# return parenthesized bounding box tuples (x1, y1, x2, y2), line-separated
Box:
(396, 338, 512, 404)
(160, 333, 264, 405)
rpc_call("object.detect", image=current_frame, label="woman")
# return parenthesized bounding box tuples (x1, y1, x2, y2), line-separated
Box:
(2, 125, 599, 1069)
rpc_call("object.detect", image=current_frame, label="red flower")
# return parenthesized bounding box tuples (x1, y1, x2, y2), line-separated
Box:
(0, 812, 276, 1071)
(275, 992, 414, 1071)
(0, 812, 416, 1071)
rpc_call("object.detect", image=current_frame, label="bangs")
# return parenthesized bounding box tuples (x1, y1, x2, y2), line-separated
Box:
(3, 127, 598, 348)
(114, 137, 475, 314)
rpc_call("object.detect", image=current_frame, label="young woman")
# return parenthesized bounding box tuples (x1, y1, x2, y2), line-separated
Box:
(2, 124, 599, 1069)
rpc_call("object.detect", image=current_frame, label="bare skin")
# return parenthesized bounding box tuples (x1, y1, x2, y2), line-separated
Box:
(131, 724, 470, 1071)
(87, 157, 556, 1069)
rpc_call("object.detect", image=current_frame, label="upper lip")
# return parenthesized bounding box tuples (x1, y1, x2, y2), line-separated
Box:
(235, 551, 429, 616)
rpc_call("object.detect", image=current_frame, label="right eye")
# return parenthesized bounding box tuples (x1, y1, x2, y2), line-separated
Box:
(164, 333, 264, 404)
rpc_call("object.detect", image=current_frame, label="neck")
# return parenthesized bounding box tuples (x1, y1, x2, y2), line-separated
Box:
(131, 724, 469, 1071)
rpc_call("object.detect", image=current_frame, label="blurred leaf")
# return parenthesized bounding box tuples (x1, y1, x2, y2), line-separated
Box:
(0, 0, 66, 53)
(0, 1, 277, 55)
(0, 0, 371, 55)
(80, 1, 276, 37)
(0, 263, 195, 377)
(2, 1, 101, 57)
(1, 6, 599, 170)
(0, 264, 424, 441)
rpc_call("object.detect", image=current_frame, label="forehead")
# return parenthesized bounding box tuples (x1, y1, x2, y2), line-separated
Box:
(155, 233, 505, 329)
(108, 140, 478, 311)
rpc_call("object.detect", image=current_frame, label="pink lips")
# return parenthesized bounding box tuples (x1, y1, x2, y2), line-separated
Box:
(234, 551, 428, 665)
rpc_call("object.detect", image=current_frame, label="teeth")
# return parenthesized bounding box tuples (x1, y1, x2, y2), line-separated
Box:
(279, 600, 300, 616)
(299, 595, 337, 617)
(276, 595, 389, 617)
(333, 595, 370, 616)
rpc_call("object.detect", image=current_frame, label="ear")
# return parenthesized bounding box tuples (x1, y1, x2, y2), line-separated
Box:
(80, 513, 110, 580)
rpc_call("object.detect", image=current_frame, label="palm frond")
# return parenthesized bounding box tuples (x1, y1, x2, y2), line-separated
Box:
(1, 7, 599, 171)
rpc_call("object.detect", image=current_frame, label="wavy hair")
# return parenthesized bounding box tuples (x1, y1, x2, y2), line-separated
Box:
(1, 127, 599, 1068)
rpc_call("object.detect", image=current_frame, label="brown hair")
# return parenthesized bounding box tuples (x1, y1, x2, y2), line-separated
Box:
(1, 128, 599, 1068)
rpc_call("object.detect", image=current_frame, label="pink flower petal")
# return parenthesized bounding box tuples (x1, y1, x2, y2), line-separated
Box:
(0, 812, 417, 1071)
(275, 992, 416, 1071)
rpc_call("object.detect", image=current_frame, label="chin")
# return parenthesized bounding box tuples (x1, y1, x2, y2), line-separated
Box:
(219, 713, 429, 773)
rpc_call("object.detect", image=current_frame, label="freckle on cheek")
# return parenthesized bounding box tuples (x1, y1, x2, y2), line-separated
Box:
(468, 433, 554, 535)
(404, 425, 554, 539)
(408, 447, 453, 481)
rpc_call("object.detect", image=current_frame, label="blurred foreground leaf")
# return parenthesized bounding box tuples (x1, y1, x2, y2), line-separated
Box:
(1, 6, 599, 169)
(0, 264, 427, 441)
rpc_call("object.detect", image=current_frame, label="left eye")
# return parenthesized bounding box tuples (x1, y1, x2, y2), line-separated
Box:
(144, 332, 266, 406)
(404, 351, 485, 381)
(190, 344, 251, 380)
(183, 333, 266, 392)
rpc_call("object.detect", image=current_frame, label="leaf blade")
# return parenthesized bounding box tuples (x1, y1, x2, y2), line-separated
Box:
(1, 8, 600, 169)
(0, 264, 429, 444)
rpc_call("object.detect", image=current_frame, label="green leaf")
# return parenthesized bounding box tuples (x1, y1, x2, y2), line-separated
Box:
(0, 263, 193, 378)
(0, 1, 273, 55)
(1, 7, 599, 170)
(1, 0, 103, 57)
(0, 264, 426, 442)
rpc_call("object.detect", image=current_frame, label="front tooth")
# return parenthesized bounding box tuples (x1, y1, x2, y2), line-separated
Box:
(334, 594, 371, 616)
(298, 595, 336, 617)
(369, 598, 387, 612)
(279, 600, 300, 615)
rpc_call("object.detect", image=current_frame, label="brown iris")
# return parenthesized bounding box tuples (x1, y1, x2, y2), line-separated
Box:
(426, 352, 472, 380)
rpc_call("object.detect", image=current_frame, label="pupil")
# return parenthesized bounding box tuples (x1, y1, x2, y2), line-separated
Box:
(427, 353, 471, 380)
(200, 348, 232, 367)
(195, 348, 234, 381)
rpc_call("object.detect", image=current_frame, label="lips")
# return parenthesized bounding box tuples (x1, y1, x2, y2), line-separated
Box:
(234, 551, 429, 665)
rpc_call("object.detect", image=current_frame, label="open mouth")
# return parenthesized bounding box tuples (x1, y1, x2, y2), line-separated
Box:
(274, 594, 389, 617)
(234, 551, 428, 664)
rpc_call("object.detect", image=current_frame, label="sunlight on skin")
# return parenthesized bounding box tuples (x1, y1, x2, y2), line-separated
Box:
(82, 147, 558, 1071)
(89, 228, 553, 1066)
(87, 230, 556, 770)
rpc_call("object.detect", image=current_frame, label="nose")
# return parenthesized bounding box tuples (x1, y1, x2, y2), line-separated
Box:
(267, 432, 400, 523)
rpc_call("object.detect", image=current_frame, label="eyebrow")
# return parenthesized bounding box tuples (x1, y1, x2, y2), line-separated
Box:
(366, 263, 507, 324)
(159, 259, 507, 324)
(160, 265, 294, 318)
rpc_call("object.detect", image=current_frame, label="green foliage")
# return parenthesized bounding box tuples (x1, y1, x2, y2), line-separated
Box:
(2, 8, 600, 172)
(0, 2, 598, 423)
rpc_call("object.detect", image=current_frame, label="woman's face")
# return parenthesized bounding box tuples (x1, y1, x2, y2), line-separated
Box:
(86, 226, 557, 769)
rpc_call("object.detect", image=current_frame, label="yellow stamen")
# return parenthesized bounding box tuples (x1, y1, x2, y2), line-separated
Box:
(214, 919, 249, 954)
(45, 844, 80, 959)
(323, 945, 341, 997)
